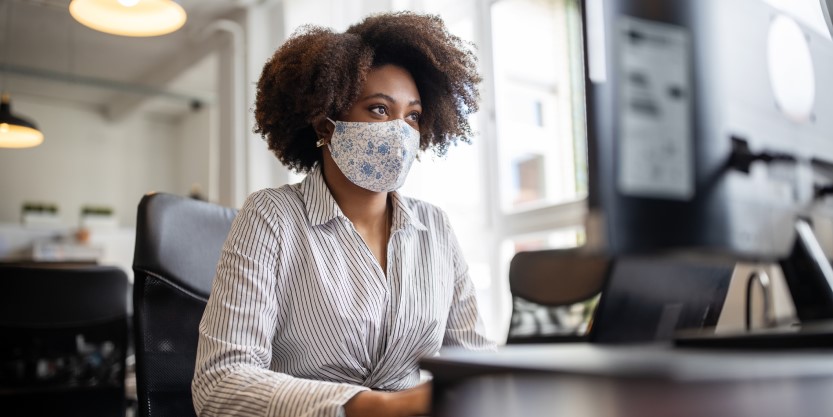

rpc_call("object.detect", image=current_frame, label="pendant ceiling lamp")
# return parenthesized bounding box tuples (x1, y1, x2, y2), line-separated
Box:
(0, 94, 44, 149)
(69, 0, 187, 37)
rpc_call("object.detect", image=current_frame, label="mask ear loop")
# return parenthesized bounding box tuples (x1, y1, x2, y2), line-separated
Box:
(316, 118, 337, 148)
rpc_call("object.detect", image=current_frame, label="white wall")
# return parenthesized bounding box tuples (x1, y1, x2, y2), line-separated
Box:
(178, 104, 215, 201)
(245, 3, 292, 193)
(283, 0, 397, 33)
(0, 94, 182, 228)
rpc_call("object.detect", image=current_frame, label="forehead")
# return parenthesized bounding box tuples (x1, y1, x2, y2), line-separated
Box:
(360, 64, 421, 100)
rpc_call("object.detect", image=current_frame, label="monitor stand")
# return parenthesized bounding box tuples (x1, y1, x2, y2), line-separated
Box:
(675, 219, 833, 349)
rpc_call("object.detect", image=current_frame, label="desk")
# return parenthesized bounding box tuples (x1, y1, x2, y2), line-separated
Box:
(421, 344, 833, 417)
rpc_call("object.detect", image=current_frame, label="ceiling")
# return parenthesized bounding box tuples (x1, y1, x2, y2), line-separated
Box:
(1, 0, 251, 119)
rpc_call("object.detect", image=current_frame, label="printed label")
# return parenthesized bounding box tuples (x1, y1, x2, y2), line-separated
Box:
(618, 16, 694, 200)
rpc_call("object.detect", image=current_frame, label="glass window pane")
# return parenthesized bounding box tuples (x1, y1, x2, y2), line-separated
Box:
(491, 0, 587, 213)
(506, 227, 586, 253)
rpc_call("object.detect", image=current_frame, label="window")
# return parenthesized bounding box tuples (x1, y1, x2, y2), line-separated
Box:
(486, 0, 589, 340)
(491, 0, 587, 213)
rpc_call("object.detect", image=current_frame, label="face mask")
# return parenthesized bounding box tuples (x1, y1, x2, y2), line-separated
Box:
(323, 118, 420, 192)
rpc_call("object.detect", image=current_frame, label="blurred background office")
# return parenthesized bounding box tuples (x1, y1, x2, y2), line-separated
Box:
(1, 0, 829, 343)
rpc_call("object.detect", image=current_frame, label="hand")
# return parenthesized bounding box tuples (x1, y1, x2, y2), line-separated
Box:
(345, 382, 432, 417)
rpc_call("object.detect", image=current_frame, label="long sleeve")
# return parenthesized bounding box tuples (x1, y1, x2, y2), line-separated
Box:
(441, 215, 496, 351)
(191, 193, 368, 417)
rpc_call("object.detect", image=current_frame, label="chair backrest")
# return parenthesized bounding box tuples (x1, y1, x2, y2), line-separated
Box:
(132, 193, 236, 417)
(506, 249, 610, 344)
(0, 265, 129, 417)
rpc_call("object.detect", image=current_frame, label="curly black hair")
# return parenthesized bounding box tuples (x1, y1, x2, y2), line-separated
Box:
(254, 12, 482, 173)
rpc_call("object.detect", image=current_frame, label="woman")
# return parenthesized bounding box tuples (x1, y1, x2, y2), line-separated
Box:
(192, 12, 494, 417)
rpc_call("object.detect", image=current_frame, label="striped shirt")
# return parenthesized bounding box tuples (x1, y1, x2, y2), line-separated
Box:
(192, 165, 494, 417)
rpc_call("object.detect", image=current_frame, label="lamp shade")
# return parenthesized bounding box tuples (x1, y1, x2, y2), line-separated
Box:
(0, 95, 44, 149)
(69, 0, 187, 37)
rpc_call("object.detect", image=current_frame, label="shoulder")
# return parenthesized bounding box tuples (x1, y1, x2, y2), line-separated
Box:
(398, 194, 453, 232)
(247, 182, 306, 206)
(239, 185, 304, 221)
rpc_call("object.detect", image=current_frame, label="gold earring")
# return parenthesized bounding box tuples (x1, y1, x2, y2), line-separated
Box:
(316, 138, 327, 148)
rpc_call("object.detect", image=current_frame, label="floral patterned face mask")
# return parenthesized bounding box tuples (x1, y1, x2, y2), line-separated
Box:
(324, 118, 420, 192)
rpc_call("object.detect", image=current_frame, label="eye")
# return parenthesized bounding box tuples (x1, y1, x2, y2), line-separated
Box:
(407, 111, 421, 122)
(369, 105, 387, 116)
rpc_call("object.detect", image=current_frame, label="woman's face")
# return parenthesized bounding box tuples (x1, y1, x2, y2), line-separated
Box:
(340, 64, 422, 132)
(317, 64, 423, 194)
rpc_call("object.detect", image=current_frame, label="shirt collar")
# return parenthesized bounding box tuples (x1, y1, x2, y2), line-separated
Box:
(300, 165, 344, 226)
(389, 191, 428, 232)
(300, 165, 428, 232)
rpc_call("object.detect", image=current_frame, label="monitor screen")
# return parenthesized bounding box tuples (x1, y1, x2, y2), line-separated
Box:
(580, 0, 833, 320)
(589, 256, 733, 344)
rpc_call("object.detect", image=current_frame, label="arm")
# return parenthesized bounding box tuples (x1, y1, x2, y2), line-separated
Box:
(344, 383, 431, 417)
(192, 192, 368, 417)
(442, 217, 496, 350)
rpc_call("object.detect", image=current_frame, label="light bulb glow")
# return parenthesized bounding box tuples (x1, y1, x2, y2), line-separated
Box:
(69, 0, 186, 37)
(0, 124, 44, 149)
(118, 0, 141, 7)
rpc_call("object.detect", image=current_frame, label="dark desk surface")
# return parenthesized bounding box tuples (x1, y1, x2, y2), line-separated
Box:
(422, 344, 833, 417)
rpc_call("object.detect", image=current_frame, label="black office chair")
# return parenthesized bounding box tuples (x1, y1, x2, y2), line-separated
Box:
(506, 249, 610, 344)
(0, 265, 129, 417)
(132, 193, 236, 417)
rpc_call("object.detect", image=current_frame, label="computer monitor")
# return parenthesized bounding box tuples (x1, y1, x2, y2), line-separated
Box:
(588, 256, 733, 344)
(580, 0, 833, 323)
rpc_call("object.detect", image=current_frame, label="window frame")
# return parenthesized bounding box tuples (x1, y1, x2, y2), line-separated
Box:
(475, 0, 589, 340)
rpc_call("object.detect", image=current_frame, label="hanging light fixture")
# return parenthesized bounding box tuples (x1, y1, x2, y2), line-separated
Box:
(1, 1, 44, 149)
(69, 0, 187, 37)
(0, 94, 44, 149)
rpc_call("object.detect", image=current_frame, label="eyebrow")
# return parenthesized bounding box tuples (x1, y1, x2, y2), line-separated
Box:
(361, 93, 421, 106)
